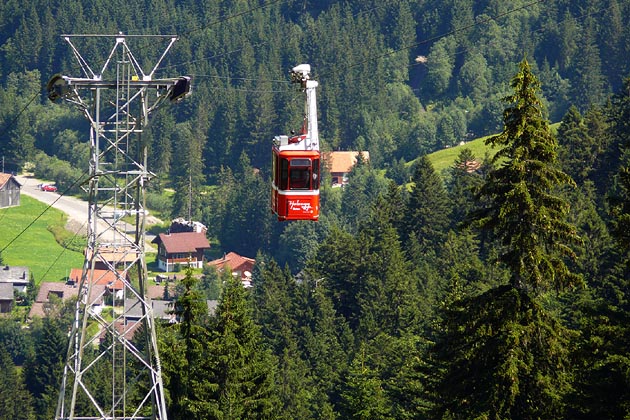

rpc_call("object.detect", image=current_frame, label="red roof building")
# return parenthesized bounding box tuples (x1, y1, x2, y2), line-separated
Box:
(207, 252, 256, 287)
(68, 268, 125, 291)
(151, 231, 211, 272)
(323, 151, 370, 186)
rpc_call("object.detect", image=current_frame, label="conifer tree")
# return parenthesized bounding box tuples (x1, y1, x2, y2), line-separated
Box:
(356, 195, 419, 338)
(427, 285, 573, 420)
(405, 155, 451, 254)
(447, 147, 483, 224)
(567, 160, 630, 418)
(428, 58, 580, 420)
(0, 346, 34, 420)
(202, 276, 280, 419)
(294, 271, 352, 418)
(161, 266, 209, 419)
(340, 343, 393, 420)
(252, 259, 314, 418)
(471, 58, 581, 292)
(23, 317, 67, 420)
(309, 226, 362, 329)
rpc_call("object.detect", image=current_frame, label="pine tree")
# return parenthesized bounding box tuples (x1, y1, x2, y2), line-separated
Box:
(567, 159, 630, 418)
(340, 343, 393, 420)
(309, 226, 362, 330)
(405, 155, 452, 254)
(200, 276, 280, 419)
(161, 266, 209, 419)
(23, 317, 67, 420)
(428, 58, 580, 420)
(447, 147, 483, 224)
(252, 259, 313, 418)
(356, 195, 419, 339)
(557, 106, 591, 184)
(170, 121, 205, 221)
(427, 285, 573, 420)
(470, 58, 581, 292)
(0, 346, 34, 420)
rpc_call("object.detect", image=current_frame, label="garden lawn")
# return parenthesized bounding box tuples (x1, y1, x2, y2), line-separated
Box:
(0, 195, 84, 284)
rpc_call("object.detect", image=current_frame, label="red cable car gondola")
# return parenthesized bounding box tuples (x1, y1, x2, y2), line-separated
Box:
(272, 64, 320, 221)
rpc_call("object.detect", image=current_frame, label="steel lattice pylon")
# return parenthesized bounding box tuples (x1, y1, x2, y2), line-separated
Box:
(49, 34, 191, 420)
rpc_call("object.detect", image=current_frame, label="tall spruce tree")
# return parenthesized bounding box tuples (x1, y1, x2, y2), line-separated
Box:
(288, 265, 353, 417)
(252, 259, 313, 418)
(428, 58, 580, 420)
(0, 346, 34, 420)
(567, 160, 630, 418)
(447, 147, 483, 224)
(405, 155, 451, 248)
(470, 58, 581, 292)
(23, 317, 67, 420)
(160, 266, 210, 419)
(203, 276, 280, 419)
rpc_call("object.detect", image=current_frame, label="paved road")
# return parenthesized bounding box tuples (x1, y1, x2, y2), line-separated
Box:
(16, 175, 157, 251)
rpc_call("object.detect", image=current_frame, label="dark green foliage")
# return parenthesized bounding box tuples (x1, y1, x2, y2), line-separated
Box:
(405, 155, 452, 256)
(23, 317, 68, 420)
(340, 343, 393, 420)
(170, 122, 205, 221)
(594, 77, 630, 196)
(0, 317, 32, 365)
(428, 285, 573, 420)
(566, 158, 630, 417)
(340, 159, 389, 230)
(161, 266, 209, 418)
(0, 346, 34, 420)
(202, 276, 280, 419)
(610, 166, 630, 248)
(447, 147, 484, 224)
(252, 259, 315, 417)
(470, 58, 581, 292)
(356, 196, 419, 339)
(198, 265, 223, 300)
(309, 226, 362, 330)
(215, 153, 274, 257)
(566, 249, 630, 419)
(557, 106, 603, 185)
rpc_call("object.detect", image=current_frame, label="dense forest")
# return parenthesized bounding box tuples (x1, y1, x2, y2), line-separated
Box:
(1, 0, 630, 419)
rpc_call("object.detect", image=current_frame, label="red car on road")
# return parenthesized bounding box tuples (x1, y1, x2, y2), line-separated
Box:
(41, 184, 58, 192)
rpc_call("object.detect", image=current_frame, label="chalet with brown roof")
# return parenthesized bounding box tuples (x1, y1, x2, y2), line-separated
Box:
(0, 172, 20, 208)
(207, 252, 256, 287)
(323, 151, 370, 186)
(28, 282, 82, 318)
(152, 231, 211, 272)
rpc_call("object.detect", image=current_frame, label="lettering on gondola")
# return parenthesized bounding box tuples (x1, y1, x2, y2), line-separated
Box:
(289, 200, 313, 213)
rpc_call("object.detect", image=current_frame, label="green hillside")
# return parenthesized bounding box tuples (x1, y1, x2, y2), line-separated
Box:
(425, 123, 560, 173)
(0, 196, 84, 284)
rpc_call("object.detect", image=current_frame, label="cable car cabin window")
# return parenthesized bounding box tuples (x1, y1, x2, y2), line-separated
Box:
(289, 158, 312, 190)
(313, 158, 320, 190)
(272, 154, 277, 187)
(280, 158, 289, 190)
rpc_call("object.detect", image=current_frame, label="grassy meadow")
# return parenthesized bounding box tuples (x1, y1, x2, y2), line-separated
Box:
(425, 123, 560, 173)
(0, 195, 84, 284)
